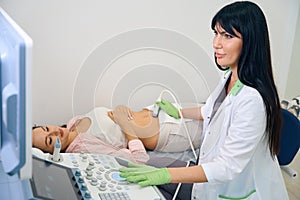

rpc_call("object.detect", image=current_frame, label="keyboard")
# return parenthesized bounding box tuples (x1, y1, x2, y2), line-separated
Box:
(32, 149, 165, 200)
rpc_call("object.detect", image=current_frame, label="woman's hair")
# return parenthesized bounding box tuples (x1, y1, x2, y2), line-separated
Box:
(211, 1, 282, 157)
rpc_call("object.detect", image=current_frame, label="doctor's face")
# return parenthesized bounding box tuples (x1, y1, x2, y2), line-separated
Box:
(213, 23, 243, 69)
(32, 126, 70, 153)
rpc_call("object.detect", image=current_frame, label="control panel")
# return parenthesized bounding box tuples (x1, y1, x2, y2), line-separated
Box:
(32, 150, 165, 200)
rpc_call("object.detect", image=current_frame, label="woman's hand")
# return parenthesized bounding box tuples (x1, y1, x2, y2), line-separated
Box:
(108, 105, 134, 122)
(111, 105, 137, 139)
(107, 111, 115, 122)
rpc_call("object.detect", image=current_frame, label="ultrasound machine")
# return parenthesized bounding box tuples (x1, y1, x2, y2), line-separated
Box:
(0, 7, 165, 200)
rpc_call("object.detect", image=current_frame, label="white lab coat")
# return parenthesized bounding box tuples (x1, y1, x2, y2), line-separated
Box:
(191, 72, 289, 200)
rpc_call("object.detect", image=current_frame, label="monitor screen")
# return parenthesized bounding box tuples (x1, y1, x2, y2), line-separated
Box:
(30, 157, 82, 200)
(0, 7, 32, 179)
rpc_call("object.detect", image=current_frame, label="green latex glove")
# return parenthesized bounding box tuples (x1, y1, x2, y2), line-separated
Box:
(156, 99, 180, 119)
(119, 162, 172, 186)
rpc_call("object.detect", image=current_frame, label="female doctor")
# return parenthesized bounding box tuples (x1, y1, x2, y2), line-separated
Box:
(119, 1, 289, 199)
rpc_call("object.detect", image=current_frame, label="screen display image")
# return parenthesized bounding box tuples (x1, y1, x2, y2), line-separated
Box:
(30, 157, 82, 200)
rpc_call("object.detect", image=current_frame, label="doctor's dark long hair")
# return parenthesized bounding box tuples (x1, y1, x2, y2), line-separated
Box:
(211, 1, 282, 157)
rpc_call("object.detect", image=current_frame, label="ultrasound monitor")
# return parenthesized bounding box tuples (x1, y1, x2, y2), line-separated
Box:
(0, 6, 32, 179)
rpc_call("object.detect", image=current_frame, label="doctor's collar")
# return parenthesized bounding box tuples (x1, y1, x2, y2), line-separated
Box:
(224, 68, 231, 76)
(230, 79, 244, 96)
(223, 69, 244, 96)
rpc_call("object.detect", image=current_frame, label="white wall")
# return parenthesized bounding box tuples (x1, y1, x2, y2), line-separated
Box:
(285, 4, 300, 99)
(0, 0, 299, 125)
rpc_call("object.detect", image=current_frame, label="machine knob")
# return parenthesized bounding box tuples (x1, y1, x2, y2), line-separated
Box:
(84, 191, 91, 198)
(91, 178, 98, 186)
(87, 171, 93, 176)
(99, 183, 107, 191)
(86, 166, 93, 171)
(78, 176, 84, 183)
(86, 171, 93, 180)
(75, 169, 81, 176)
(80, 151, 85, 157)
(81, 183, 87, 191)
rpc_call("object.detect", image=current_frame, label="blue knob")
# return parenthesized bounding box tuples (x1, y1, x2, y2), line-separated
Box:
(84, 191, 91, 198)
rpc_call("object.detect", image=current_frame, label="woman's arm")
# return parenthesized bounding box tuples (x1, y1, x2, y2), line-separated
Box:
(181, 106, 203, 120)
(109, 105, 160, 150)
(126, 139, 150, 164)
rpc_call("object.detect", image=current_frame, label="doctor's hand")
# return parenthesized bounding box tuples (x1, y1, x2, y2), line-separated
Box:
(119, 162, 172, 186)
(156, 99, 180, 119)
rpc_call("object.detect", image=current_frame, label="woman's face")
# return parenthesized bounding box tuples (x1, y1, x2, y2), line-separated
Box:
(213, 23, 243, 69)
(32, 126, 71, 153)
